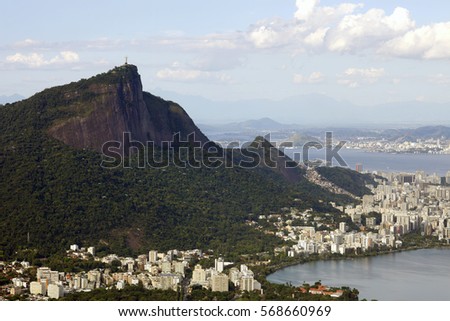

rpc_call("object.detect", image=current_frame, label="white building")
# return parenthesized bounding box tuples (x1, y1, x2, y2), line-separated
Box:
(191, 264, 207, 287)
(37, 267, 59, 283)
(12, 277, 24, 288)
(87, 246, 96, 256)
(30, 281, 46, 296)
(215, 257, 224, 273)
(161, 261, 171, 273)
(211, 273, 229, 292)
(10, 287, 22, 296)
(241, 275, 255, 291)
(47, 284, 64, 299)
(148, 250, 158, 263)
(228, 267, 241, 286)
(116, 280, 126, 290)
(173, 261, 185, 276)
(159, 274, 180, 291)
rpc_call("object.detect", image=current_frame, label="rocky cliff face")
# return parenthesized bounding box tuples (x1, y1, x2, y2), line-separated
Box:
(47, 64, 209, 152)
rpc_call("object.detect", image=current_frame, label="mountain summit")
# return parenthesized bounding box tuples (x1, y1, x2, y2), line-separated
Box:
(44, 64, 208, 152)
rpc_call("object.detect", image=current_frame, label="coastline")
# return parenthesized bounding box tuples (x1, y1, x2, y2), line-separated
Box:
(262, 242, 450, 287)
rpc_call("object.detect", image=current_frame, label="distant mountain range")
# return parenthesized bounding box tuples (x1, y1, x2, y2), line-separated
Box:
(200, 117, 295, 133)
(151, 89, 450, 127)
(304, 125, 450, 141)
(389, 126, 450, 141)
(198, 117, 450, 143)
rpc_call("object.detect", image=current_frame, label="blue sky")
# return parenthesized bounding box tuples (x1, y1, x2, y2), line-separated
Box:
(1, 0, 450, 109)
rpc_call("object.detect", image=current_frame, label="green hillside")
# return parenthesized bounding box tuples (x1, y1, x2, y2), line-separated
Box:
(0, 66, 366, 261)
(316, 166, 377, 197)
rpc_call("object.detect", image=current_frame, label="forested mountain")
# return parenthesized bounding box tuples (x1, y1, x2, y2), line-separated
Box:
(0, 65, 372, 260)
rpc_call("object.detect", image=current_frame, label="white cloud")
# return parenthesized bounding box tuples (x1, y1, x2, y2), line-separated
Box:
(338, 67, 385, 88)
(159, 34, 244, 51)
(304, 28, 329, 47)
(326, 7, 415, 53)
(295, 0, 319, 21)
(296, 0, 363, 26)
(244, 1, 450, 60)
(13, 38, 41, 48)
(156, 67, 232, 83)
(6, 53, 46, 68)
(248, 1, 364, 50)
(293, 71, 324, 84)
(247, 22, 291, 49)
(344, 67, 385, 79)
(248, 25, 277, 48)
(6, 1, 450, 64)
(6, 51, 79, 68)
(189, 54, 243, 71)
(379, 22, 450, 59)
(58, 51, 79, 63)
(156, 68, 203, 81)
(196, 38, 239, 50)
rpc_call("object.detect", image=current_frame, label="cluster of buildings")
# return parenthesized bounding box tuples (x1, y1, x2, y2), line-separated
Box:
(362, 171, 450, 240)
(229, 264, 262, 292)
(1, 245, 264, 300)
(191, 259, 261, 293)
(299, 284, 343, 298)
(273, 220, 402, 257)
(2, 264, 66, 300)
(266, 171, 450, 257)
(1, 247, 196, 300)
(78, 248, 191, 293)
(346, 138, 450, 154)
(3, 261, 31, 299)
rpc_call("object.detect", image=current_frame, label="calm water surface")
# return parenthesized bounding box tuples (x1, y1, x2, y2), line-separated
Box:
(285, 148, 450, 176)
(267, 249, 450, 300)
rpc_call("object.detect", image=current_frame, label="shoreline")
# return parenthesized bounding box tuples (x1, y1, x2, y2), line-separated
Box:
(262, 243, 450, 287)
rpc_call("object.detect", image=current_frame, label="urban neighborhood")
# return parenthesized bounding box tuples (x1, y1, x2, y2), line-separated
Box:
(1, 170, 450, 301)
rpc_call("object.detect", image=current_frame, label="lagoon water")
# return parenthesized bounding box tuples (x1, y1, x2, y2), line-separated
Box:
(267, 249, 450, 300)
(284, 148, 450, 176)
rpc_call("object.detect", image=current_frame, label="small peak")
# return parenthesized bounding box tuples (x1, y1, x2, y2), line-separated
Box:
(110, 63, 138, 73)
(247, 135, 274, 149)
(103, 64, 141, 83)
(253, 135, 266, 142)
